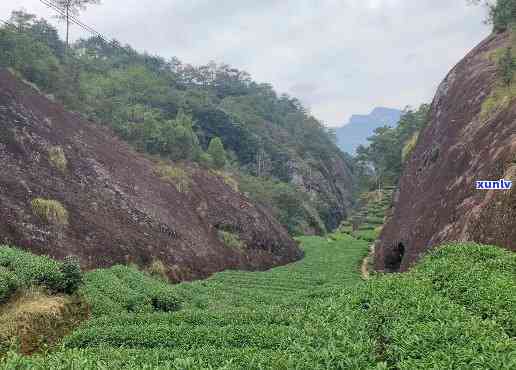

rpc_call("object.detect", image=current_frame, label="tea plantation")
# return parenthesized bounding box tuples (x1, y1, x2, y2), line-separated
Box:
(1, 234, 515, 369)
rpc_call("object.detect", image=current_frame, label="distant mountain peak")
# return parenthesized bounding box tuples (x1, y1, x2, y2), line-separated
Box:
(336, 107, 402, 154)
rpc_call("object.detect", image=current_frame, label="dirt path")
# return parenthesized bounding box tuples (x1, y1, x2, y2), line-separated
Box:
(361, 244, 375, 280)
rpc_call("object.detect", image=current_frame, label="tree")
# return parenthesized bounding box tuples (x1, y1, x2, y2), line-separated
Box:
(160, 111, 201, 161)
(469, 0, 516, 32)
(53, 0, 101, 49)
(9, 9, 36, 32)
(208, 137, 227, 169)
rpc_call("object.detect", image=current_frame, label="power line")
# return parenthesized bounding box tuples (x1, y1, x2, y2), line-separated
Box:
(38, 0, 139, 57)
(39, 0, 109, 44)
(3, 3, 140, 60)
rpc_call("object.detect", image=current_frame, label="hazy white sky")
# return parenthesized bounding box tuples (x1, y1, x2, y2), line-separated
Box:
(0, 1, 490, 126)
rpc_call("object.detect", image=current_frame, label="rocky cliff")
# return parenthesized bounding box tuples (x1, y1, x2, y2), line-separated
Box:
(0, 69, 302, 281)
(376, 31, 516, 272)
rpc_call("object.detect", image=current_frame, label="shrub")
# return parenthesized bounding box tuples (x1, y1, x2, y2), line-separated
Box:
(151, 291, 181, 312)
(0, 267, 19, 303)
(0, 246, 81, 295)
(147, 260, 169, 281)
(60, 256, 83, 294)
(31, 198, 68, 226)
(154, 164, 191, 193)
(48, 146, 67, 173)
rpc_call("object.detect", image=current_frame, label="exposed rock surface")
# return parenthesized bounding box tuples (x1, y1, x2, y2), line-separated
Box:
(376, 31, 516, 272)
(0, 70, 302, 281)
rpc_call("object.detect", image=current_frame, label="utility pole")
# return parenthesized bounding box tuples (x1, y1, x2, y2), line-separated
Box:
(65, 0, 70, 49)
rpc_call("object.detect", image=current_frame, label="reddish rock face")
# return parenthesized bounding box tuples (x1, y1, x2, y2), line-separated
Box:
(376, 31, 516, 272)
(0, 70, 302, 281)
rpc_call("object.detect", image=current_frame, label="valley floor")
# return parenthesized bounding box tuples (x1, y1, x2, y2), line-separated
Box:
(1, 232, 515, 369)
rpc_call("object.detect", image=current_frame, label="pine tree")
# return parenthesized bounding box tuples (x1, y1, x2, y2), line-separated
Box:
(208, 137, 226, 169)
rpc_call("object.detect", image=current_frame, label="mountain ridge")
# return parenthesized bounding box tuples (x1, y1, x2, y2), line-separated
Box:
(336, 107, 402, 154)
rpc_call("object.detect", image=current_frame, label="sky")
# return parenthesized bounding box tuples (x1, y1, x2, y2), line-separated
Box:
(0, 1, 490, 127)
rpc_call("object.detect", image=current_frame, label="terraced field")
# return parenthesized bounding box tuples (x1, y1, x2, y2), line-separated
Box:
(169, 233, 370, 311)
(339, 188, 394, 242)
(2, 234, 516, 369)
(1, 234, 375, 369)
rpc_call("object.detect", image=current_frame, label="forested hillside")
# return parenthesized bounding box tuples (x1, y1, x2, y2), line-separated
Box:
(0, 10, 353, 235)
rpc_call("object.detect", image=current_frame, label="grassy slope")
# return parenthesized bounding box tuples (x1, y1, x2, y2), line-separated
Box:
(1, 235, 515, 369)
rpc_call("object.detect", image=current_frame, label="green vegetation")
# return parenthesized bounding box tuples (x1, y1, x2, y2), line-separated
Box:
(154, 164, 191, 193)
(31, 198, 68, 226)
(48, 146, 67, 173)
(239, 175, 326, 235)
(354, 104, 429, 191)
(207, 137, 226, 169)
(0, 246, 86, 356)
(1, 237, 514, 369)
(473, 0, 516, 32)
(0, 246, 82, 300)
(78, 265, 181, 317)
(217, 230, 245, 250)
(481, 40, 516, 120)
(0, 11, 347, 234)
(340, 188, 393, 244)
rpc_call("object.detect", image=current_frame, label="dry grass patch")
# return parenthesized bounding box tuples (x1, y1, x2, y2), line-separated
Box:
(217, 230, 246, 250)
(402, 131, 419, 162)
(147, 260, 169, 282)
(155, 164, 191, 193)
(0, 288, 88, 355)
(212, 170, 239, 192)
(48, 146, 67, 173)
(31, 198, 68, 226)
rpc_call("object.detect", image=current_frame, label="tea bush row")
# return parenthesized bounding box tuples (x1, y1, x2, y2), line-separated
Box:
(0, 246, 82, 300)
(80, 265, 181, 316)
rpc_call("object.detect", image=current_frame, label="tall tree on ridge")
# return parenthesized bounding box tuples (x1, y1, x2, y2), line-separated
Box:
(52, 0, 101, 49)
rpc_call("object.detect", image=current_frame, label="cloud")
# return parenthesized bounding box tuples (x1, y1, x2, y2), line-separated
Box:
(0, 0, 489, 126)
